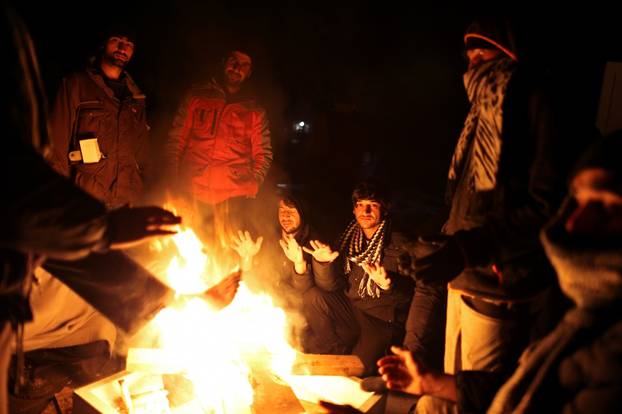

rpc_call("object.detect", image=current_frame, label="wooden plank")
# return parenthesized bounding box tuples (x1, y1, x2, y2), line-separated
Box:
(250, 367, 305, 414)
(73, 371, 135, 414)
(292, 354, 364, 377)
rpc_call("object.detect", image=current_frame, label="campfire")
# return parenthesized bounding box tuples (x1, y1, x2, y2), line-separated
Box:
(73, 225, 378, 413)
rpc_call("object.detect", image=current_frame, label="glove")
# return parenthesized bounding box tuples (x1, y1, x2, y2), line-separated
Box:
(413, 234, 466, 285)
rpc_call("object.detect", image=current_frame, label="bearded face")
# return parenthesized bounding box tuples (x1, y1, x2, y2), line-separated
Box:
(278, 200, 301, 235)
(102, 36, 134, 68)
(223, 51, 252, 89)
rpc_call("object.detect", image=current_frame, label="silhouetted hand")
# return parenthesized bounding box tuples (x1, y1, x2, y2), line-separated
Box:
(303, 240, 339, 263)
(361, 262, 391, 290)
(413, 235, 465, 285)
(379, 346, 458, 402)
(203, 269, 242, 310)
(107, 206, 181, 249)
(317, 401, 363, 414)
(377, 346, 425, 395)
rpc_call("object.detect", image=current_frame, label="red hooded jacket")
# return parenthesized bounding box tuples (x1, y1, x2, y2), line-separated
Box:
(167, 79, 272, 204)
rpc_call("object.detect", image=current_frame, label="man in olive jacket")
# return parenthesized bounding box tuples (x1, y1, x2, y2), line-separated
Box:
(48, 27, 149, 209)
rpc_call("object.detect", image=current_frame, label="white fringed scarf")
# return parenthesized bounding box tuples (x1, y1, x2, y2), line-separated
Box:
(338, 219, 389, 298)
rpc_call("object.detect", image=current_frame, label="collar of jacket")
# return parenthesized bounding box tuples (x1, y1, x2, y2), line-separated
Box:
(201, 77, 253, 104)
(86, 60, 146, 102)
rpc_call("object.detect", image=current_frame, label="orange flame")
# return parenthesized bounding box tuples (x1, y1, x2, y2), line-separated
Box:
(136, 222, 296, 413)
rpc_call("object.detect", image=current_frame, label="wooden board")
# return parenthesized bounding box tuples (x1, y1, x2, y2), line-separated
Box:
(250, 367, 305, 414)
(292, 353, 364, 377)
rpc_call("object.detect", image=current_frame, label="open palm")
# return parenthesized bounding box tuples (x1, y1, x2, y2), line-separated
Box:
(303, 240, 339, 263)
(231, 230, 263, 259)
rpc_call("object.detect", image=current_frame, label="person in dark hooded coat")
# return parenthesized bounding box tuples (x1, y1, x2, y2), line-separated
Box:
(406, 17, 591, 383)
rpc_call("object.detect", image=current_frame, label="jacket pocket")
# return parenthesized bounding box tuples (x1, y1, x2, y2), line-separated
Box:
(191, 108, 217, 139)
(76, 108, 109, 141)
(74, 160, 108, 200)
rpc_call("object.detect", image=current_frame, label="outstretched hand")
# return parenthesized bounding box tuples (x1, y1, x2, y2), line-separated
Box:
(378, 346, 457, 402)
(203, 269, 242, 311)
(361, 262, 391, 290)
(231, 230, 263, 268)
(378, 346, 426, 395)
(279, 237, 309, 274)
(302, 240, 339, 263)
(108, 206, 181, 249)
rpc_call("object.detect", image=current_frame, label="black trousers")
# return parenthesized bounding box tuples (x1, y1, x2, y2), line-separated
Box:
(302, 287, 402, 376)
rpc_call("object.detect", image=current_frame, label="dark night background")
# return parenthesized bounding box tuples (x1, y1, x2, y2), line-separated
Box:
(12, 1, 622, 239)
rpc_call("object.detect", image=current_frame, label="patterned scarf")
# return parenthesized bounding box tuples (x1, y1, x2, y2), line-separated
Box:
(338, 219, 390, 298)
(447, 57, 516, 194)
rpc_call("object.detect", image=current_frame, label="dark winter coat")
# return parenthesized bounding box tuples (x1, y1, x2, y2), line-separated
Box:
(48, 64, 149, 208)
(445, 64, 588, 302)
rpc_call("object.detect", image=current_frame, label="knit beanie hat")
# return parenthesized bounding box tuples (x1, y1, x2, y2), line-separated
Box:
(464, 18, 518, 61)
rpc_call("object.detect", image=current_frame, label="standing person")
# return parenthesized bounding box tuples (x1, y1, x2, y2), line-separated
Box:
(167, 49, 272, 244)
(48, 25, 149, 209)
(401, 17, 590, 413)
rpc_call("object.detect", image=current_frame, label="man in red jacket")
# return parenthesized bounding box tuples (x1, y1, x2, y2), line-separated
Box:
(167, 50, 273, 247)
